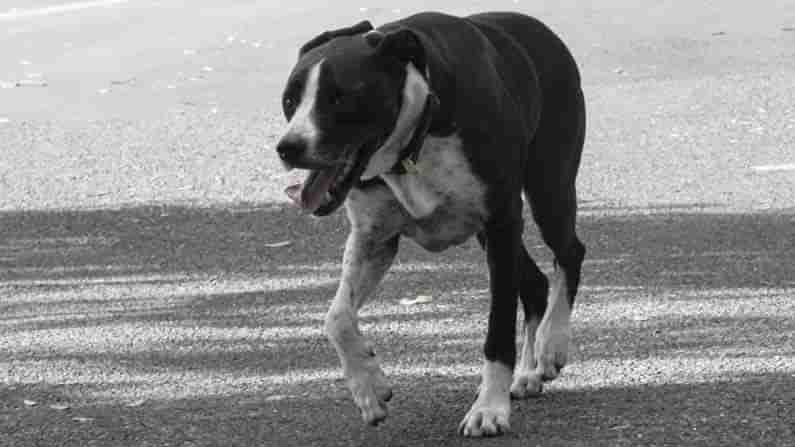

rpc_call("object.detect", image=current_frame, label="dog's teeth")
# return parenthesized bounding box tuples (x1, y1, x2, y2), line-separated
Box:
(325, 192, 333, 201)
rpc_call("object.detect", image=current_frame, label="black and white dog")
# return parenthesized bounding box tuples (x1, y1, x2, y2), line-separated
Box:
(275, 11, 586, 437)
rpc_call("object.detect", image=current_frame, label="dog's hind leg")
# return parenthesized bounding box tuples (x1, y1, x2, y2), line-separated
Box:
(477, 234, 549, 399)
(530, 189, 585, 383)
(509, 245, 550, 398)
(520, 87, 586, 387)
(325, 228, 399, 426)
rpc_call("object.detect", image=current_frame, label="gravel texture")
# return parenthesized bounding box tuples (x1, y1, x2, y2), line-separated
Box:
(1, 1, 794, 446)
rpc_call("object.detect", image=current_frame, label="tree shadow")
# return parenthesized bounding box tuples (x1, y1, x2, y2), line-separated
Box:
(0, 203, 351, 282)
(257, 371, 794, 447)
(1, 201, 793, 444)
(2, 372, 791, 446)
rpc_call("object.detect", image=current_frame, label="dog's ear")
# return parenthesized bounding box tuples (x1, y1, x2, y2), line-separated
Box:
(369, 28, 426, 72)
(299, 20, 374, 56)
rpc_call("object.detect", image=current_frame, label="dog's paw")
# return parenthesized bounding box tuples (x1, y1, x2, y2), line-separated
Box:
(458, 400, 510, 437)
(459, 360, 512, 437)
(509, 372, 543, 399)
(534, 328, 569, 381)
(348, 370, 393, 426)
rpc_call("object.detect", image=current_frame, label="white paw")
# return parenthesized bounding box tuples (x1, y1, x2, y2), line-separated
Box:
(536, 336, 568, 381)
(459, 361, 512, 437)
(534, 327, 569, 381)
(509, 371, 543, 399)
(534, 267, 572, 382)
(459, 400, 511, 437)
(348, 369, 392, 426)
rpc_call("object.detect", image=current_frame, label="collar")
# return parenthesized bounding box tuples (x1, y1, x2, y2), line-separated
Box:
(389, 91, 439, 175)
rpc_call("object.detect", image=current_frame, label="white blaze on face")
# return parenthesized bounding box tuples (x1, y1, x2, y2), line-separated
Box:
(280, 60, 323, 153)
(360, 62, 429, 180)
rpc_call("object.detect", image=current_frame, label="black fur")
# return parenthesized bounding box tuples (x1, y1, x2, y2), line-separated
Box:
(382, 12, 586, 367)
(299, 20, 374, 55)
(280, 11, 586, 422)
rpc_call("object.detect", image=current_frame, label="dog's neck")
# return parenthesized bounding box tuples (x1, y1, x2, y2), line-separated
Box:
(358, 62, 458, 219)
(389, 92, 438, 175)
(359, 62, 432, 180)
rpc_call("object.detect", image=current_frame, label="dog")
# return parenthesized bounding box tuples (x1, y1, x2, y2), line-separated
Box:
(275, 11, 586, 437)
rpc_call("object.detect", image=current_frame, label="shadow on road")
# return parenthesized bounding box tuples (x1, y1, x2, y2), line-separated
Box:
(1, 201, 791, 286)
(2, 372, 791, 446)
(1, 202, 793, 445)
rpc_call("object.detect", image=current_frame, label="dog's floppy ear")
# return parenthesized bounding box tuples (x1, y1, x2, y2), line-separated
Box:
(368, 28, 426, 72)
(299, 20, 374, 56)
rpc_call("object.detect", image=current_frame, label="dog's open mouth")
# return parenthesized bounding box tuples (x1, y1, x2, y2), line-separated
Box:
(284, 140, 378, 216)
(285, 164, 344, 213)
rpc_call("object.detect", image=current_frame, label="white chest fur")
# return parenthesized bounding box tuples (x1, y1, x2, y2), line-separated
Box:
(379, 134, 488, 250)
(381, 134, 486, 219)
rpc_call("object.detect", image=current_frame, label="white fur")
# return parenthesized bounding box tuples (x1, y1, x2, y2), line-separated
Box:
(360, 62, 429, 180)
(381, 134, 486, 220)
(324, 226, 399, 425)
(460, 360, 512, 437)
(534, 267, 571, 381)
(328, 67, 490, 427)
(510, 316, 543, 398)
(279, 61, 322, 153)
(347, 133, 488, 252)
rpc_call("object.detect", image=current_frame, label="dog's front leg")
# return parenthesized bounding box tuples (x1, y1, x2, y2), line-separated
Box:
(325, 230, 398, 425)
(460, 218, 522, 437)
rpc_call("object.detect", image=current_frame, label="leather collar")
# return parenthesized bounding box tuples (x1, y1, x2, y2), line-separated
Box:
(389, 92, 439, 175)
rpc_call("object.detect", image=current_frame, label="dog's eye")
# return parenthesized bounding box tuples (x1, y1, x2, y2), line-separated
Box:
(329, 91, 344, 107)
(283, 96, 299, 117)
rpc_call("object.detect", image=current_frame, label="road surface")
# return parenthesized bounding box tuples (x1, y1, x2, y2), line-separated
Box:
(1, 1, 794, 446)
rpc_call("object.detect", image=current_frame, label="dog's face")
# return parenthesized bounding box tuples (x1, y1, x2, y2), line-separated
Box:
(276, 24, 426, 216)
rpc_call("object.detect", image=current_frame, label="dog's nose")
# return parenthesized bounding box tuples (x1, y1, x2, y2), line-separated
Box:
(275, 137, 306, 166)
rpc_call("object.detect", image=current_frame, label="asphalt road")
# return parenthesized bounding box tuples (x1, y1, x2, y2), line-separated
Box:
(1, 1, 794, 446)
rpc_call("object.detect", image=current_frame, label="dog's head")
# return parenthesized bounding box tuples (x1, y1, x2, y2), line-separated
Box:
(276, 20, 431, 216)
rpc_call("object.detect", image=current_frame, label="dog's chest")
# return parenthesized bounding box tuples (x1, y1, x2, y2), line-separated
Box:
(381, 135, 488, 251)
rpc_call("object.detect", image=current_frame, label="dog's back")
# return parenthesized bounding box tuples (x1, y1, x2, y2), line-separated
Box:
(468, 12, 581, 90)
(383, 12, 585, 180)
(469, 12, 586, 202)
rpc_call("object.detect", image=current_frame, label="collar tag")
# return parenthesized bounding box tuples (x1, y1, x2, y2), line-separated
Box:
(401, 158, 422, 175)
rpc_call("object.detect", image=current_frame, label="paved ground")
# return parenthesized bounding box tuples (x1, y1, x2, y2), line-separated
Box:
(1, 1, 794, 446)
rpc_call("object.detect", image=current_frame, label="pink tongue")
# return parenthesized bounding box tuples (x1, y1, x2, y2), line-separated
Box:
(284, 169, 338, 213)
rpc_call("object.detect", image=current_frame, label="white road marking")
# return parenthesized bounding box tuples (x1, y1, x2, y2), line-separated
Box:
(0, 0, 129, 21)
(751, 163, 795, 172)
